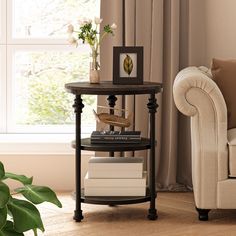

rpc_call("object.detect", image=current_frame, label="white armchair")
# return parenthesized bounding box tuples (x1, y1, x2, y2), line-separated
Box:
(173, 67, 236, 221)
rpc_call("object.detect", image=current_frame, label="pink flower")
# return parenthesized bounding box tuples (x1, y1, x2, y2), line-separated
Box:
(68, 36, 78, 47)
(94, 17, 103, 25)
(67, 24, 74, 34)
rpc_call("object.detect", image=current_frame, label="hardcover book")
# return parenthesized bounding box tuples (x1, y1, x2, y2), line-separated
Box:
(91, 131, 141, 143)
(91, 131, 141, 137)
(84, 172, 146, 196)
(88, 157, 143, 178)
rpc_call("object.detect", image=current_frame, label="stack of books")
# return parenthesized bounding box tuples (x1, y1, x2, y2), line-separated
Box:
(90, 131, 141, 144)
(84, 157, 146, 196)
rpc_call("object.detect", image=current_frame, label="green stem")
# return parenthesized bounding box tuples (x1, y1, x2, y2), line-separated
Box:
(33, 228, 38, 236)
(98, 32, 107, 46)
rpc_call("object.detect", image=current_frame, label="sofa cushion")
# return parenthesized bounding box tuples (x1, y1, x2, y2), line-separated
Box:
(211, 58, 236, 129)
(228, 129, 236, 177)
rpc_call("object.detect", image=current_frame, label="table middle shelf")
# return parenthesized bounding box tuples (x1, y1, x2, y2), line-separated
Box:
(71, 138, 151, 152)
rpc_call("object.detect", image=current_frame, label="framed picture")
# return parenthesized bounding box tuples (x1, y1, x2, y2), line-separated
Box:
(113, 46, 143, 85)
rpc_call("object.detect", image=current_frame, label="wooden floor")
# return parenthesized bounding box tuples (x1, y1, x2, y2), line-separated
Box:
(25, 192, 236, 236)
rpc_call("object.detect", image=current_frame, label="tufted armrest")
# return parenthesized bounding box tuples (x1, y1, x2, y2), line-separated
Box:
(173, 67, 228, 209)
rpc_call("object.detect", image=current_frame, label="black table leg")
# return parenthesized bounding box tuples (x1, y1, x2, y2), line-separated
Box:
(147, 93, 158, 220)
(107, 95, 117, 157)
(73, 95, 84, 222)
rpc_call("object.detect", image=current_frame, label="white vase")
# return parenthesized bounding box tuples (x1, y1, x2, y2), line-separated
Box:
(89, 48, 100, 84)
(90, 69, 100, 84)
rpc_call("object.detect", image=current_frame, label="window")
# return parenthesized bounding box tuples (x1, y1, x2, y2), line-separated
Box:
(0, 0, 99, 134)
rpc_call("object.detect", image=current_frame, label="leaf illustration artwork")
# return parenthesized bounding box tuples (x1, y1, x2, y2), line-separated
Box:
(123, 54, 133, 76)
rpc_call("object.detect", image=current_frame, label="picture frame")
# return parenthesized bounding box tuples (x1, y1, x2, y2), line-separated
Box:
(113, 46, 143, 85)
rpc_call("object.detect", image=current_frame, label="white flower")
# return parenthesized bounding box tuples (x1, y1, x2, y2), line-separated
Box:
(67, 24, 74, 34)
(68, 36, 78, 47)
(86, 18, 93, 24)
(83, 17, 92, 24)
(78, 17, 92, 26)
(94, 17, 103, 25)
(110, 23, 117, 30)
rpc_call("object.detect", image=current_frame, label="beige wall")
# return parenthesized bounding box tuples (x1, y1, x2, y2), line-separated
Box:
(188, 0, 236, 67)
(205, 0, 236, 65)
(1, 154, 90, 191)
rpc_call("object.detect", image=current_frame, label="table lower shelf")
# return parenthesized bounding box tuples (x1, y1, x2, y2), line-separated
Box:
(79, 188, 152, 205)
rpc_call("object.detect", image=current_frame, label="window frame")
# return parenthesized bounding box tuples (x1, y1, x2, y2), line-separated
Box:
(0, 46, 6, 133)
(0, 0, 98, 136)
(0, 0, 6, 44)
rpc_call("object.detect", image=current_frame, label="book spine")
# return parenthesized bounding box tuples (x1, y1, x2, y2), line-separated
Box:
(92, 131, 141, 136)
(88, 171, 143, 179)
(91, 136, 141, 142)
(91, 140, 141, 144)
(91, 136, 141, 138)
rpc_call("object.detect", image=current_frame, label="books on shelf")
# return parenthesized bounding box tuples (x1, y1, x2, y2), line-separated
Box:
(84, 172, 146, 196)
(84, 156, 146, 197)
(88, 157, 143, 179)
(90, 131, 141, 144)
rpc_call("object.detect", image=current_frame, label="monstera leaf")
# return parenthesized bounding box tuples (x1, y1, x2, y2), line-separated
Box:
(0, 207, 7, 230)
(0, 182, 10, 208)
(15, 185, 62, 208)
(123, 54, 133, 76)
(7, 198, 44, 233)
(0, 221, 24, 236)
(0, 162, 5, 180)
(4, 173, 33, 185)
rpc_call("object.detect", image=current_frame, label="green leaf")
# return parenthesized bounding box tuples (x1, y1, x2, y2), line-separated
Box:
(0, 221, 24, 236)
(0, 207, 7, 229)
(7, 198, 44, 233)
(104, 24, 113, 35)
(15, 185, 62, 208)
(0, 182, 10, 208)
(4, 173, 33, 185)
(0, 162, 5, 180)
(123, 54, 133, 76)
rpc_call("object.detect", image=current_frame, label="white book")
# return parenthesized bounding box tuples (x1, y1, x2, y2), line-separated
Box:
(84, 172, 146, 196)
(88, 157, 143, 179)
(84, 187, 146, 196)
(88, 170, 142, 179)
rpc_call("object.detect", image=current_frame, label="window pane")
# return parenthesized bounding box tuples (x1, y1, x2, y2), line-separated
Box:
(12, 0, 100, 39)
(9, 48, 96, 133)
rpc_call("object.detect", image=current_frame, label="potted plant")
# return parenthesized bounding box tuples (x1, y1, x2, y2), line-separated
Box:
(0, 161, 62, 236)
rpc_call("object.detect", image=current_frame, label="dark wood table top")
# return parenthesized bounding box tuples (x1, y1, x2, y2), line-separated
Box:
(65, 81, 163, 95)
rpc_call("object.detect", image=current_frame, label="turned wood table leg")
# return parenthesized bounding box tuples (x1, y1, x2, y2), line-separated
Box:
(73, 95, 84, 222)
(147, 93, 158, 220)
(107, 95, 117, 157)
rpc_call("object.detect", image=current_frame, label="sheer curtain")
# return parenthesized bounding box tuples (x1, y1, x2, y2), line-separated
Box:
(99, 0, 192, 191)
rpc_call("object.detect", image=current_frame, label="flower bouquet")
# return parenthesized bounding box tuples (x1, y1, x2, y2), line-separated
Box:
(67, 17, 117, 83)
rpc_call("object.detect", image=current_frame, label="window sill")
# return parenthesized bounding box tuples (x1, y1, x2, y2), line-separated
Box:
(0, 133, 92, 155)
